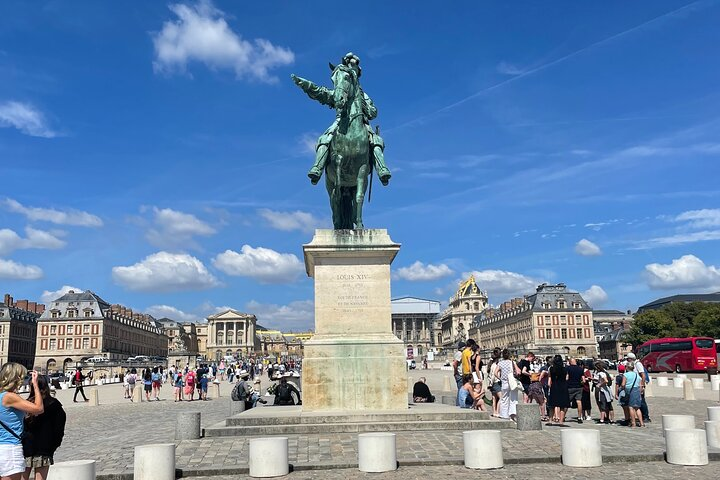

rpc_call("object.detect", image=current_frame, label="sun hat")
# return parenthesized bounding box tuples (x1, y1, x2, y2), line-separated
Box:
(238, 370, 250, 378)
(626, 353, 636, 359)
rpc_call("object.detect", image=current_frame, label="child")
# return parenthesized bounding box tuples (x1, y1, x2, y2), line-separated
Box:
(174, 371, 184, 402)
(199, 374, 209, 401)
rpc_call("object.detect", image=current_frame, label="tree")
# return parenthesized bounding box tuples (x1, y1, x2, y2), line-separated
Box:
(690, 304, 720, 338)
(623, 309, 675, 347)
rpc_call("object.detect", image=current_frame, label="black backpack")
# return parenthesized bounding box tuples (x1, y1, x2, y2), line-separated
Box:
(276, 382, 291, 401)
(231, 381, 248, 401)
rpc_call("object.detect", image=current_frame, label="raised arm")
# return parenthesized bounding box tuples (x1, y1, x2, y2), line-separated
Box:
(291, 74, 335, 107)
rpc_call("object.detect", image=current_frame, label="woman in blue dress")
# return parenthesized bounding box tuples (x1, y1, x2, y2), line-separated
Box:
(619, 362, 645, 428)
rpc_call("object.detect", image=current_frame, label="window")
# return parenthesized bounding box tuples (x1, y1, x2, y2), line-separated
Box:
(49, 339, 56, 350)
(51, 311, 59, 319)
(473, 302, 479, 311)
(82, 338, 89, 349)
(560, 315, 567, 325)
(572, 302, 581, 309)
(576, 328, 583, 339)
(67, 310, 75, 318)
(50, 325, 57, 335)
(67, 325, 73, 334)
(84, 310, 92, 318)
(465, 303, 470, 310)
(83, 324, 90, 334)
(557, 301, 566, 309)
(66, 339, 72, 349)
(561, 329, 567, 339)
(545, 328, 552, 339)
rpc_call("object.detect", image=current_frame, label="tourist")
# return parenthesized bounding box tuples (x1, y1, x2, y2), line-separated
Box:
(539, 356, 552, 419)
(126, 368, 138, 401)
(151, 367, 162, 401)
(227, 365, 235, 383)
(619, 362, 644, 428)
(0, 364, 43, 480)
(593, 361, 614, 424)
(547, 355, 569, 425)
(495, 349, 520, 421)
(456, 374, 478, 408)
(22, 374, 66, 480)
(486, 348, 501, 417)
(184, 369, 196, 401)
(122, 372, 130, 399)
(218, 360, 225, 381)
(566, 358, 585, 423)
(71, 368, 89, 403)
(199, 374, 209, 401)
(452, 342, 465, 391)
(471, 344, 483, 384)
(412, 377, 435, 403)
(273, 377, 301, 406)
(581, 360, 593, 420)
(626, 353, 651, 423)
(461, 340, 476, 378)
(517, 352, 535, 403)
(614, 364, 629, 425)
(142, 369, 152, 402)
(524, 354, 547, 421)
(173, 370, 184, 402)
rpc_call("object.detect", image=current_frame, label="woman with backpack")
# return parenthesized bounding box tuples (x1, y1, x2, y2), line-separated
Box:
(151, 367, 162, 401)
(126, 368, 138, 401)
(0, 364, 44, 480)
(593, 362, 614, 424)
(22, 374, 66, 480)
(142, 369, 152, 402)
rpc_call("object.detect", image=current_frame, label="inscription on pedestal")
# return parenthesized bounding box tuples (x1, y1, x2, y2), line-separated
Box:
(336, 273, 371, 313)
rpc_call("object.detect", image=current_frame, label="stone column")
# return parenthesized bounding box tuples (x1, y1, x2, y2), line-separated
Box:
(47, 460, 96, 480)
(134, 444, 175, 480)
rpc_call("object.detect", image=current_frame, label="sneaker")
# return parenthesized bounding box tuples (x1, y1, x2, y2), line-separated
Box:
(258, 398, 268, 404)
(577, 418, 583, 424)
(643, 417, 652, 422)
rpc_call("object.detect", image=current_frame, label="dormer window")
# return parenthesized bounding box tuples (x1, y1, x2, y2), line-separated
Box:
(557, 301, 566, 309)
(572, 302, 581, 309)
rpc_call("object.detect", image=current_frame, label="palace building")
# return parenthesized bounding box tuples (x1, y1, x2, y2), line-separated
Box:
(35, 290, 167, 372)
(391, 296, 440, 358)
(471, 283, 597, 358)
(439, 276, 488, 350)
(0, 294, 44, 369)
(206, 309, 261, 359)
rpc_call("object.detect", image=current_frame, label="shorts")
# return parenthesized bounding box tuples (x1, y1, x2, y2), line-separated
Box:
(26, 455, 53, 468)
(527, 382, 545, 403)
(152, 381, 161, 389)
(144, 384, 152, 392)
(568, 387, 583, 402)
(174, 386, 181, 395)
(0, 444, 25, 477)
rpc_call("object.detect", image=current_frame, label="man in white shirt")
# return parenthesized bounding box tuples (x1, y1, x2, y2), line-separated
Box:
(627, 352, 651, 422)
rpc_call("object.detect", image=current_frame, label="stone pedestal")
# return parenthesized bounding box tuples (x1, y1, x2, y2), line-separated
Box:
(175, 412, 201, 440)
(302, 229, 406, 411)
(516, 403, 542, 431)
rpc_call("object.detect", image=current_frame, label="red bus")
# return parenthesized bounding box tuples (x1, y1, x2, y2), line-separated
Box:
(636, 337, 717, 373)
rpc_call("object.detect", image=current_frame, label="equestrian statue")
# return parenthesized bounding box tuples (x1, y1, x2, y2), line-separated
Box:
(291, 52, 391, 230)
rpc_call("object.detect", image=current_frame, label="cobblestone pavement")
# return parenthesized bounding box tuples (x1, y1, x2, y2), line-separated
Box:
(182, 462, 719, 480)
(54, 384, 720, 476)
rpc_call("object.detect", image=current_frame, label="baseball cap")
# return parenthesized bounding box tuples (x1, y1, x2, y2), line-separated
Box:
(618, 364, 626, 373)
(627, 353, 636, 359)
(458, 341, 466, 350)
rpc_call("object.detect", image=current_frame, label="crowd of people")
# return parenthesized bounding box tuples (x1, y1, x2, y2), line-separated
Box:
(452, 341, 652, 427)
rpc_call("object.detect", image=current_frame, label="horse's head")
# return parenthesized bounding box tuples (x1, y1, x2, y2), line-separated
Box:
(330, 64, 359, 114)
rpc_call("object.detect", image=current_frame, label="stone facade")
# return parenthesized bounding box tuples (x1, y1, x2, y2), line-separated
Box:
(155, 318, 198, 355)
(195, 323, 208, 359)
(471, 283, 597, 358)
(439, 276, 488, 350)
(593, 309, 633, 345)
(206, 309, 260, 360)
(391, 296, 440, 358)
(35, 290, 167, 372)
(0, 294, 44, 369)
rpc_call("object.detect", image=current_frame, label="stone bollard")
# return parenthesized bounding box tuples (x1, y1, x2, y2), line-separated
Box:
(705, 420, 720, 448)
(358, 433, 397, 472)
(561, 430, 601, 467)
(175, 411, 201, 440)
(463, 430, 503, 469)
(665, 429, 708, 465)
(209, 383, 220, 399)
(443, 375, 452, 392)
(516, 403, 542, 431)
(707, 406, 720, 421)
(691, 378, 704, 390)
(656, 376, 669, 387)
(408, 376, 413, 394)
(644, 380, 653, 398)
(132, 385, 143, 403)
(248, 437, 289, 478)
(47, 459, 96, 480)
(662, 414, 695, 436)
(230, 399, 246, 416)
(88, 388, 99, 407)
(673, 377, 683, 388)
(711, 375, 720, 391)
(134, 443, 175, 480)
(683, 379, 695, 400)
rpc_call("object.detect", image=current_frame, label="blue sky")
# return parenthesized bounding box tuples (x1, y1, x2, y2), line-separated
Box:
(1, 1, 719, 331)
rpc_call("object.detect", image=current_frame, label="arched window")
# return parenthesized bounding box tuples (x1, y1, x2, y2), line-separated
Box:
(577, 346, 586, 356)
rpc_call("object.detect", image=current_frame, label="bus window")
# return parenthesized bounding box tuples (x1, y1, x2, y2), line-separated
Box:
(695, 338, 714, 349)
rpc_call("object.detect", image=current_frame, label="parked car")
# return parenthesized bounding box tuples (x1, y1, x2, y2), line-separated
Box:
(86, 356, 107, 363)
(406, 359, 416, 370)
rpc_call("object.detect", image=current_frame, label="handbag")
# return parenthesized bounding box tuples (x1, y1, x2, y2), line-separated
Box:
(507, 368, 518, 390)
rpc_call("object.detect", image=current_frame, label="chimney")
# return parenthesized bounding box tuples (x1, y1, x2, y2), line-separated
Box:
(37, 304, 45, 315)
(28, 302, 36, 312)
(3, 294, 10, 306)
(17, 300, 28, 311)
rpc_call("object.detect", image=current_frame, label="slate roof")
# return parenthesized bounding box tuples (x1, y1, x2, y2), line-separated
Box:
(637, 292, 720, 313)
(525, 283, 590, 311)
(53, 290, 111, 309)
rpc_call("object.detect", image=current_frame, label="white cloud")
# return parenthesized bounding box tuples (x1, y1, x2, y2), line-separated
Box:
(462, 270, 539, 299)
(0, 227, 66, 255)
(246, 299, 314, 330)
(0, 101, 56, 138)
(674, 208, 720, 228)
(0, 259, 43, 280)
(145, 206, 216, 249)
(574, 238, 602, 256)
(582, 285, 608, 307)
(633, 230, 720, 249)
(257, 209, 325, 234)
(644, 254, 720, 291)
(145, 304, 201, 322)
(3, 198, 102, 227)
(112, 251, 220, 292)
(152, 0, 294, 83)
(496, 61, 525, 75)
(394, 261, 454, 281)
(40, 285, 82, 304)
(299, 132, 318, 154)
(584, 219, 620, 231)
(212, 245, 304, 284)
